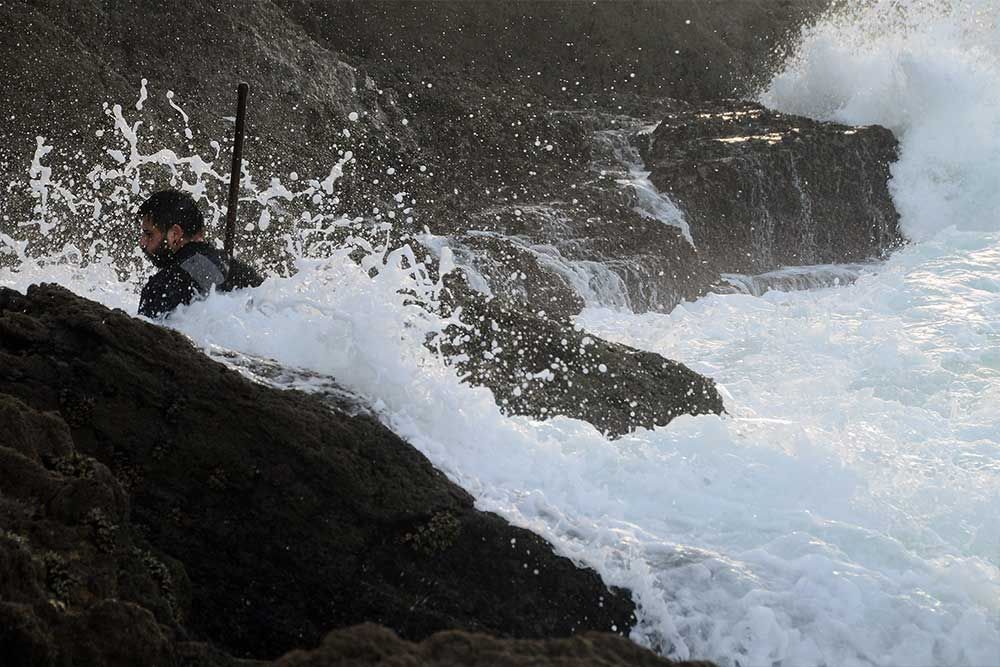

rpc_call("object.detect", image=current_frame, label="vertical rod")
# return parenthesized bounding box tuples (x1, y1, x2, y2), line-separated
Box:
(224, 82, 249, 261)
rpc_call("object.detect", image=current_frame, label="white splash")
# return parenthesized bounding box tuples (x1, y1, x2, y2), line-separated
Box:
(166, 89, 194, 140)
(135, 78, 148, 111)
(593, 127, 694, 245)
(762, 0, 1000, 241)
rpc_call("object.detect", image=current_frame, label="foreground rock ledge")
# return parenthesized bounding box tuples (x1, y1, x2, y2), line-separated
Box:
(0, 283, 638, 662)
(275, 623, 717, 666)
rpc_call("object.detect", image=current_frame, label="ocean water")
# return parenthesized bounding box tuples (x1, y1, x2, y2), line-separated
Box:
(2, 1, 1000, 665)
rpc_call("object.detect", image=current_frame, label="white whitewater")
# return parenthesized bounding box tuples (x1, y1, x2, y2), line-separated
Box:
(2, 1, 999, 665)
(592, 123, 694, 245)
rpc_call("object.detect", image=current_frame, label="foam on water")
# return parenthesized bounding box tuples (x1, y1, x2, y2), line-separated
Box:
(722, 263, 875, 297)
(578, 232, 1000, 664)
(3, 2, 1000, 663)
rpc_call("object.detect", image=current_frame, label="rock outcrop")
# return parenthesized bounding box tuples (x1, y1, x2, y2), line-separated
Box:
(641, 100, 903, 274)
(0, 392, 238, 665)
(440, 283, 723, 438)
(285, 0, 830, 103)
(0, 283, 638, 662)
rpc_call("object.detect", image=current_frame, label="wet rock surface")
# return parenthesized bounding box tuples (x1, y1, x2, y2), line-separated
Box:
(0, 392, 237, 666)
(641, 100, 903, 274)
(0, 283, 639, 662)
(440, 283, 724, 438)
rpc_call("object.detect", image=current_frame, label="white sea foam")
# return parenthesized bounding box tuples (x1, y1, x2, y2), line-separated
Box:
(578, 232, 1000, 664)
(3, 3, 1000, 662)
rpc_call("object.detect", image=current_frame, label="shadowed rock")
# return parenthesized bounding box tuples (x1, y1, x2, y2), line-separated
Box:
(0, 392, 238, 666)
(0, 283, 636, 661)
(274, 623, 716, 667)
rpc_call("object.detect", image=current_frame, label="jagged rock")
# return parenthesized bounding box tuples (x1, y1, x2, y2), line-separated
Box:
(0, 392, 227, 666)
(440, 283, 723, 438)
(273, 623, 716, 667)
(284, 0, 828, 103)
(641, 100, 903, 274)
(0, 283, 635, 661)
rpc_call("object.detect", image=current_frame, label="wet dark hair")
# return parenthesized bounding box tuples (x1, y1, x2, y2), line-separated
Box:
(137, 189, 205, 237)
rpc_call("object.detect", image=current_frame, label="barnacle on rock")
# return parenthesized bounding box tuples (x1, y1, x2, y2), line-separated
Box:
(207, 467, 229, 490)
(41, 552, 78, 603)
(58, 389, 95, 428)
(0, 529, 28, 548)
(84, 508, 118, 554)
(130, 546, 181, 623)
(402, 511, 462, 556)
(165, 396, 187, 421)
(151, 438, 172, 461)
(51, 451, 98, 480)
(113, 463, 144, 494)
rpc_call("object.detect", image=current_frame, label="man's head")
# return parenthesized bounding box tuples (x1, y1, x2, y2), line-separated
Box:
(138, 190, 206, 268)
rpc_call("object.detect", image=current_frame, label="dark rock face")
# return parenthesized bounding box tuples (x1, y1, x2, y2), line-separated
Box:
(0, 393, 234, 666)
(642, 100, 903, 274)
(0, 283, 636, 661)
(274, 623, 715, 667)
(441, 284, 724, 438)
(284, 0, 829, 103)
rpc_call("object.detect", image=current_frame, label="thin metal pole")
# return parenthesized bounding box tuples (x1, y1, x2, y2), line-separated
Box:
(224, 82, 249, 261)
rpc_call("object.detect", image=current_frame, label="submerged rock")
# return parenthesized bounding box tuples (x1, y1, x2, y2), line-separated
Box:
(0, 283, 636, 661)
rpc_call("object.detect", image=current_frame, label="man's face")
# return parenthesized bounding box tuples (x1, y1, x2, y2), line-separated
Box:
(139, 216, 179, 268)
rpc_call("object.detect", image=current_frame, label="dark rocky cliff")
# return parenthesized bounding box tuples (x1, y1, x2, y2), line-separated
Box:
(284, 0, 830, 103)
(0, 283, 671, 664)
(0, 0, 898, 317)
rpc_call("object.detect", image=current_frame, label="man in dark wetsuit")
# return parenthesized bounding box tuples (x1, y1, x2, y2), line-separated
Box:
(137, 189, 263, 318)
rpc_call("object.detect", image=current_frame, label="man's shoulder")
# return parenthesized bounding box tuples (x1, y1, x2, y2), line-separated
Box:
(176, 242, 228, 294)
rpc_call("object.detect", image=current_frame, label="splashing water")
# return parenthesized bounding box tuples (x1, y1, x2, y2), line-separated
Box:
(762, 0, 1000, 241)
(4, 4, 1000, 662)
